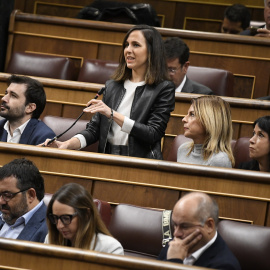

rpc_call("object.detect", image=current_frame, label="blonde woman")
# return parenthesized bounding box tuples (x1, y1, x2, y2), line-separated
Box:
(45, 183, 123, 254)
(177, 96, 234, 167)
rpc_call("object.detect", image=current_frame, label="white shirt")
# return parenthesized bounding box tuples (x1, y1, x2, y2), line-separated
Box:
(183, 231, 218, 265)
(4, 119, 30, 143)
(76, 80, 145, 148)
(175, 75, 187, 93)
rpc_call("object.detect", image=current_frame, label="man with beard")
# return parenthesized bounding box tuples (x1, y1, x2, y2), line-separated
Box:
(0, 74, 55, 145)
(158, 192, 241, 270)
(0, 158, 47, 242)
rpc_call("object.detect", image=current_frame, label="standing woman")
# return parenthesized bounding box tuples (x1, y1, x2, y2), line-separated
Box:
(43, 25, 175, 159)
(177, 96, 235, 167)
(239, 116, 270, 172)
(45, 183, 124, 254)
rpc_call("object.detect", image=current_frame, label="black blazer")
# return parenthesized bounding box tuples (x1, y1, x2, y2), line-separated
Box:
(158, 233, 241, 270)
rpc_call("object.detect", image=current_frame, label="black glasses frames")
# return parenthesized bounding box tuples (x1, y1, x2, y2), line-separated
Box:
(48, 213, 78, 225)
(0, 187, 30, 202)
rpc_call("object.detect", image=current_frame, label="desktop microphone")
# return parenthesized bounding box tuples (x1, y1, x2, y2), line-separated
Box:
(43, 87, 105, 146)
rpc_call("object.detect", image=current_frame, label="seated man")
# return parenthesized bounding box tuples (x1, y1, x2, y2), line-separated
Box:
(0, 158, 47, 242)
(158, 192, 241, 270)
(241, 0, 270, 38)
(0, 74, 55, 145)
(221, 4, 251, 34)
(164, 37, 213, 95)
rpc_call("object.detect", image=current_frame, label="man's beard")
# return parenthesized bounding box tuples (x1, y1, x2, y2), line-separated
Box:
(1, 194, 29, 225)
(0, 102, 25, 122)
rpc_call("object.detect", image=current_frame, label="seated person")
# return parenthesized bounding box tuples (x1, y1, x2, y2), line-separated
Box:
(239, 116, 270, 172)
(177, 96, 234, 167)
(0, 75, 55, 145)
(158, 192, 241, 270)
(164, 37, 213, 95)
(45, 183, 124, 255)
(241, 0, 270, 37)
(221, 4, 251, 34)
(0, 158, 47, 242)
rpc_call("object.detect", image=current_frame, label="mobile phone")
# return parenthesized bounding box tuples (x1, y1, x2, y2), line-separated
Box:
(250, 27, 259, 36)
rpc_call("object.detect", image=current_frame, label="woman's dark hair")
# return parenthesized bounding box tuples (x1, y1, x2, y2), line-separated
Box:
(254, 116, 270, 139)
(247, 116, 270, 171)
(47, 183, 111, 249)
(112, 24, 169, 85)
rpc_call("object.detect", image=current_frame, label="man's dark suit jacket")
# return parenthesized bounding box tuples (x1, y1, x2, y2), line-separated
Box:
(240, 24, 266, 36)
(158, 233, 241, 270)
(181, 77, 213, 95)
(0, 202, 48, 243)
(0, 118, 55, 145)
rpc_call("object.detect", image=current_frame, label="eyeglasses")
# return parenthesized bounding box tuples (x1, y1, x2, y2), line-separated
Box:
(48, 213, 78, 225)
(0, 188, 30, 202)
(168, 66, 181, 74)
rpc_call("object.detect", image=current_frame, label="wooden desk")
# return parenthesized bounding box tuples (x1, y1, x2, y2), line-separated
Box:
(5, 10, 270, 98)
(0, 142, 269, 226)
(0, 238, 205, 270)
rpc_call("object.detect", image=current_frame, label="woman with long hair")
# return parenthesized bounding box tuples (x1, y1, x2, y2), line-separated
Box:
(45, 183, 123, 254)
(239, 116, 270, 172)
(43, 25, 175, 159)
(177, 96, 234, 167)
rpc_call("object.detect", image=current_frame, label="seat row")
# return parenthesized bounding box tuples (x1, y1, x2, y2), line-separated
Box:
(43, 194, 270, 270)
(42, 115, 251, 167)
(6, 51, 234, 96)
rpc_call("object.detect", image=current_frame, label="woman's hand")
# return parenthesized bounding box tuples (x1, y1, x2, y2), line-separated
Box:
(38, 138, 81, 149)
(84, 99, 111, 118)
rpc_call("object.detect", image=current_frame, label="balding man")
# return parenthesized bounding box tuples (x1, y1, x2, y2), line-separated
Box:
(158, 192, 241, 270)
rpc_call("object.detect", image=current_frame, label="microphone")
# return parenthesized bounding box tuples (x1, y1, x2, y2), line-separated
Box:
(43, 87, 105, 146)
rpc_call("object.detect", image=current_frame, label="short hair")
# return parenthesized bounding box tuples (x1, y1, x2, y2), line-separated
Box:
(254, 115, 270, 152)
(224, 4, 251, 30)
(112, 24, 169, 85)
(164, 37, 190, 66)
(0, 158, 44, 201)
(182, 192, 219, 226)
(47, 183, 111, 249)
(7, 75, 46, 119)
(188, 96, 235, 166)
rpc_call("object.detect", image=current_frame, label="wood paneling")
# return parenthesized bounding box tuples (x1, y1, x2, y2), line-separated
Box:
(14, 0, 264, 30)
(5, 11, 270, 98)
(0, 142, 269, 226)
(0, 238, 200, 270)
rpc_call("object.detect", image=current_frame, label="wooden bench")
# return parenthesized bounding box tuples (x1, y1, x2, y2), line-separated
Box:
(0, 142, 269, 226)
(5, 10, 270, 99)
(1, 72, 269, 157)
(0, 237, 206, 270)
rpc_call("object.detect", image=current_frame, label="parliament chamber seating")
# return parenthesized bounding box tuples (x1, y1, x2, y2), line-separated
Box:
(165, 135, 251, 168)
(109, 203, 270, 270)
(187, 66, 234, 97)
(109, 204, 170, 259)
(44, 194, 111, 228)
(218, 220, 270, 270)
(6, 52, 79, 80)
(42, 115, 98, 152)
(77, 58, 118, 84)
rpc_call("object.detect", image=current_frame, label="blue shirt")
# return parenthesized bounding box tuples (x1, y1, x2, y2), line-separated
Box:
(0, 200, 43, 239)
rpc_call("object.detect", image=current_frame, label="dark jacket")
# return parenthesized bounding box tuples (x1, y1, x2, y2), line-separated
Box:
(182, 77, 213, 95)
(0, 202, 47, 243)
(239, 160, 260, 171)
(80, 79, 175, 159)
(158, 233, 241, 270)
(0, 118, 55, 145)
